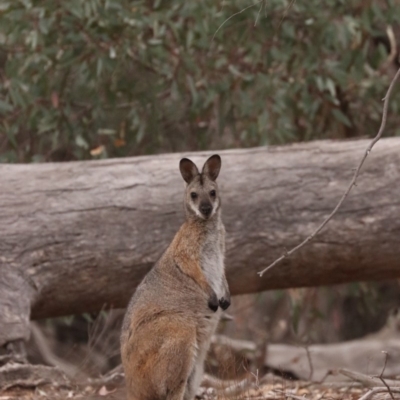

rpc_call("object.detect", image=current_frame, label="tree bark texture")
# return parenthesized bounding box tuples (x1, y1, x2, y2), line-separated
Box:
(1, 138, 400, 346)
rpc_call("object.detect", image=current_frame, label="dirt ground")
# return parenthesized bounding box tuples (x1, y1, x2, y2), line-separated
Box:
(0, 376, 394, 400)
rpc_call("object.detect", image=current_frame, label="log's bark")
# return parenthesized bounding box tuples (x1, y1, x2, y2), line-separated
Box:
(0, 138, 400, 347)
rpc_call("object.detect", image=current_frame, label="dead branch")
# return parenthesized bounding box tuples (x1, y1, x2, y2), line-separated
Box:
(211, 335, 257, 355)
(258, 66, 400, 276)
(378, 352, 395, 400)
(358, 387, 400, 400)
(338, 369, 400, 388)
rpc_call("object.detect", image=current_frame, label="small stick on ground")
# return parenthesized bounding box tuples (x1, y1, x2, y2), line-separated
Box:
(358, 387, 400, 400)
(303, 345, 314, 382)
(258, 66, 400, 277)
(338, 368, 400, 388)
(377, 351, 395, 400)
(275, 389, 308, 400)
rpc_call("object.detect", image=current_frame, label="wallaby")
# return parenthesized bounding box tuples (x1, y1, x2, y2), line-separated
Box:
(120, 154, 230, 400)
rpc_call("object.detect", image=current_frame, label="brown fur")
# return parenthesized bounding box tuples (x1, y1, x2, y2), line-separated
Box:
(120, 155, 230, 400)
(169, 221, 215, 296)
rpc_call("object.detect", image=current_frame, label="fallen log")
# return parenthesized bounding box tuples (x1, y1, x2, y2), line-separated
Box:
(1, 138, 400, 347)
(265, 324, 400, 383)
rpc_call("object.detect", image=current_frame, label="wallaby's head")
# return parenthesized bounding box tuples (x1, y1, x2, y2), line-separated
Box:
(179, 154, 222, 220)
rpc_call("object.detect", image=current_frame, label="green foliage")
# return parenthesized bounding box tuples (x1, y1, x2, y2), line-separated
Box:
(1, 0, 400, 162)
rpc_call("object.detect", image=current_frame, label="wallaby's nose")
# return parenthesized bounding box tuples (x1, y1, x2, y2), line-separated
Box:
(200, 203, 212, 216)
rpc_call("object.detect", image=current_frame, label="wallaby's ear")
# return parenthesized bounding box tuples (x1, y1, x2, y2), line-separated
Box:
(180, 158, 199, 183)
(202, 154, 221, 181)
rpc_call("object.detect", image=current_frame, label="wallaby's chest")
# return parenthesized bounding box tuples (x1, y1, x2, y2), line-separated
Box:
(200, 227, 225, 298)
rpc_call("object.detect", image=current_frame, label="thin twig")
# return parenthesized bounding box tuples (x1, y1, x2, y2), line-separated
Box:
(303, 345, 314, 381)
(258, 66, 400, 277)
(212, 1, 263, 42)
(278, 0, 297, 30)
(254, 1, 264, 27)
(275, 390, 308, 400)
(384, 26, 397, 67)
(378, 351, 395, 400)
(379, 351, 389, 378)
(284, 394, 308, 400)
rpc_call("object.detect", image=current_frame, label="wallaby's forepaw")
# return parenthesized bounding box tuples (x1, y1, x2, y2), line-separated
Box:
(219, 296, 231, 311)
(208, 292, 219, 312)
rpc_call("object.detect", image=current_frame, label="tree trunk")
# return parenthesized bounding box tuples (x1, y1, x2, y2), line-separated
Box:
(1, 138, 400, 347)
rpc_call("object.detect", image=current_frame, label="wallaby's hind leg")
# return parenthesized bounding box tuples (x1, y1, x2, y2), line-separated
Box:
(184, 342, 213, 400)
(123, 316, 197, 400)
(185, 318, 220, 400)
(184, 361, 204, 400)
(167, 380, 188, 400)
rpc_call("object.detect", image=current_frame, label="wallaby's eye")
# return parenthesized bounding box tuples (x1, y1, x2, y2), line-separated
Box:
(210, 190, 216, 197)
(190, 192, 198, 200)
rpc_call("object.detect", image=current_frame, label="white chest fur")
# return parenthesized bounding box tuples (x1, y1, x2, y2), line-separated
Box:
(200, 222, 225, 298)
